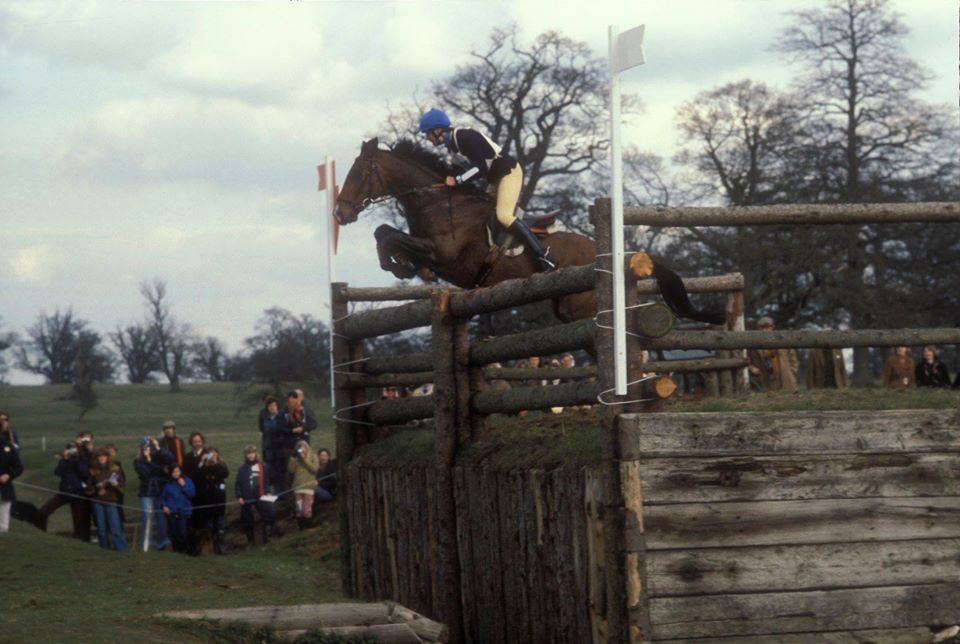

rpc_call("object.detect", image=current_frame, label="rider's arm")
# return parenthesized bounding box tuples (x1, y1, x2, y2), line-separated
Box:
(450, 129, 492, 185)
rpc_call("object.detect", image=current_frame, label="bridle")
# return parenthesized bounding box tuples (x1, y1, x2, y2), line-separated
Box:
(335, 152, 446, 224)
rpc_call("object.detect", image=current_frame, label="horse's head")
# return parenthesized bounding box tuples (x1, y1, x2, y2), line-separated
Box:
(334, 138, 388, 225)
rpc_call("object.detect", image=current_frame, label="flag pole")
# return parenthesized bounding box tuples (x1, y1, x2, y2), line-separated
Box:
(325, 156, 337, 409)
(609, 25, 628, 396)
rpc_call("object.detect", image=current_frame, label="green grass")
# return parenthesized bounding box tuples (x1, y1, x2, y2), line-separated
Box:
(0, 382, 335, 535)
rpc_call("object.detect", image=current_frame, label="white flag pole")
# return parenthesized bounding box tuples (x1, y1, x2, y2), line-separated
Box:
(608, 23, 646, 397)
(325, 156, 336, 409)
(609, 25, 628, 396)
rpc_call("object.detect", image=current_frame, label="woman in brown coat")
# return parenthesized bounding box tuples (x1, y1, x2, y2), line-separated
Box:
(883, 346, 915, 389)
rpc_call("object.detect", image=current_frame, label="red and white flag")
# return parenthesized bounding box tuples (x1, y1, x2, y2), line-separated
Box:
(317, 160, 340, 254)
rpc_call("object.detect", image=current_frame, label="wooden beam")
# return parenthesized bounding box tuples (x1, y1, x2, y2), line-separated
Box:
(648, 583, 960, 640)
(640, 497, 960, 550)
(636, 273, 744, 295)
(366, 395, 435, 425)
(468, 319, 595, 366)
(345, 285, 460, 301)
(619, 409, 960, 458)
(363, 352, 433, 375)
(642, 327, 960, 350)
(342, 372, 435, 388)
(624, 201, 960, 227)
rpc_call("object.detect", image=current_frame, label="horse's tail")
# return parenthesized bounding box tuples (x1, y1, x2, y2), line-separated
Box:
(652, 261, 727, 326)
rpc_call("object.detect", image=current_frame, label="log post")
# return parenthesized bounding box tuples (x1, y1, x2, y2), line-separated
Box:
(468, 364, 488, 439)
(453, 319, 472, 446)
(590, 198, 649, 642)
(430, 291, 464, 643)
(333, 282, 366, 597)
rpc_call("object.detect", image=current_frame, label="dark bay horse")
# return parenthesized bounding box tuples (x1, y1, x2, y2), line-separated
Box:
(333, 138, 723, 325)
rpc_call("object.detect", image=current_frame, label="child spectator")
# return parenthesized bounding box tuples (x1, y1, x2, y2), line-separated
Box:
(161, 465, 195, 554)
(133, 437, 173, 551)
(160, 420, 186, 468)
(104, 443, 127, 523)
(235, 445, 274, 546)
(38, 441, 91, 539)
(195, 447, 229, 554)
(88, 448, 128, 551)
(883, 346, 915, 389)
(260, 397, 283, 491)
(288, 440, 319, 530)
(916, 346, 951, 388)
(0, 430, 23, 533)
(314, 448, 337, 503)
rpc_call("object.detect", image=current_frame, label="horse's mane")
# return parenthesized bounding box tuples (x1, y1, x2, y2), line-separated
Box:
(389, 138, 488, 199)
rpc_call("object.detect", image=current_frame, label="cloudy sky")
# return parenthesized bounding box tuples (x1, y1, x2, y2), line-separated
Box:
(1, 0, 956, 383)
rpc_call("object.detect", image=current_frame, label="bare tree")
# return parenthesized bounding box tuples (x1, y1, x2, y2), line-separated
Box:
(16, 310, 114, 385)
(0, 317, 16, 384)
(192, 336, 228, 382)
(71, 330, 107, 420)
(382, 24, 640, 227)
(777, 0, 959, 383)
(140, 279, 193, 392)
(110, 323, 160, 384)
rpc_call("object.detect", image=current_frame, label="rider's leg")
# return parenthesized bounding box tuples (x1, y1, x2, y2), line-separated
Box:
(496, 165, 556, 272)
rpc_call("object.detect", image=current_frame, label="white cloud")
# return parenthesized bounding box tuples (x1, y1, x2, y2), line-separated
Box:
(9, 244, 54, 283)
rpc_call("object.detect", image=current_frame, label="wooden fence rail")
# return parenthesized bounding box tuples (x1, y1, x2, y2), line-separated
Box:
(643, 327, 960, 351)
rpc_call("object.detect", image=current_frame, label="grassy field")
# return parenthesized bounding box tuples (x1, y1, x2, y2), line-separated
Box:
(0, 382, 343, 643)
(1, 382, 957, 642)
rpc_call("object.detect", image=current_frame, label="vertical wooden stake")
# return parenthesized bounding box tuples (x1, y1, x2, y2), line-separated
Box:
(727, 281, 748, 392)
(453, 319, 472, 447)
(431, 291, 465, 643)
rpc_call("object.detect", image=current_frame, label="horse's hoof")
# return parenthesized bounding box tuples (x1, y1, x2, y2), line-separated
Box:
(417, 267, 438, 282)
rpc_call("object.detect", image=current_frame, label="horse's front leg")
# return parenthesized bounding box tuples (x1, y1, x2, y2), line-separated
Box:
(374, 225, 438, 281)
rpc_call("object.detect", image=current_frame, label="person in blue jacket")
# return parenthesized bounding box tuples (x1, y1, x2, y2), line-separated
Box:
(235, 445, 274, 546)
(161, 464, 195, 554)
(133, 437, 173, 551)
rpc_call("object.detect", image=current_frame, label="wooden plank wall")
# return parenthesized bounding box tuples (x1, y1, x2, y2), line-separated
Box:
(346, 462, 608, 643)
(619, 409, 960, 642)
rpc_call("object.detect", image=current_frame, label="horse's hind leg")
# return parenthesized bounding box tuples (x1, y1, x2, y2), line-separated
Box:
(554, 291, 597, 323)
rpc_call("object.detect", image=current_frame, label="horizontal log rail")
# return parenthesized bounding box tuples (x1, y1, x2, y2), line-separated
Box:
(339, 265, 595, 340)
(362, 352, 433, 375)
(637, 273, 743, 294)
(366, 394, 435, 425)
(344, 285, 460, 301)
(642, 328, 960, 351)
(469, 319, 595, 366)
(621, 201, 960, 227)
(342, 372, 436, 388)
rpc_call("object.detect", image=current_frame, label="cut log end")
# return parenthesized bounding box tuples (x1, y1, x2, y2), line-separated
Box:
(635, 302, 674, 338)
(629, 251, 654, 278)
(650, 376, 678, 399)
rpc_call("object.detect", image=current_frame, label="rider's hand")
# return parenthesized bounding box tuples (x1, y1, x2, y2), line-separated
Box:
(444, 176, 456, 187)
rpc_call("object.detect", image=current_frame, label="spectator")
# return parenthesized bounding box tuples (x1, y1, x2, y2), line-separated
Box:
(883, 346, 915, 389)
(182, 432, 207, 483)
(235, 445, 274, 546)
(104, 443, 127, 524)
(410, 382, 435, 397)
(0, 412, 20, 451)
(260, 396, 282, 477)
(293, 387, 319, 441)
(133, 437, 173, 551)
(382, 386, 401, 400)
(38, 440, 91, 539)
(77, 431, 95, 463)
(160, 420, 186, 468)
(806, 347, 848, 390)
(88, 447, 128, 551)
(288, 440, 319, 531)
(748, 317, 798, 392)
(277, 392, 314, 491)
(916, 346, 951, 388)
(195, 447, 229, 554)
(161, 464, 195, 554)
(0, 428, 23, 533)
(314, 448, 337, 504)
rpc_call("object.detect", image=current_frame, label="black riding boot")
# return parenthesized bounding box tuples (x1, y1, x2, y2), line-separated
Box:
(214, 530, 225, 555)
(245, 527, 255, 547)
(509, 219, 556, 272)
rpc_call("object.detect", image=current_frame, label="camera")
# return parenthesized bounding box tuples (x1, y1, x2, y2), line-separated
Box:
(202, 452, 213, 462)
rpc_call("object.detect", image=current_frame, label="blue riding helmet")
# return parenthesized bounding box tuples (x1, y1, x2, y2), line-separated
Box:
(418, 108, 451, 133)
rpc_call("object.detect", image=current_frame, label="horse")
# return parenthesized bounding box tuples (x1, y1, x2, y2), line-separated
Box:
(333, 137, 723, 325)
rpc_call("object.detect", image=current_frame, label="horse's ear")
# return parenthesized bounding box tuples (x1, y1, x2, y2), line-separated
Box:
(361, 138, 379, 155)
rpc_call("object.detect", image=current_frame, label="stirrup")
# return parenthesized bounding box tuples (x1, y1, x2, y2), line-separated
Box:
(538, 248, 557, 272)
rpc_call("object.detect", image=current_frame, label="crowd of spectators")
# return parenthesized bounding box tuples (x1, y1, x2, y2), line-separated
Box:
(0, 388, 338, 555)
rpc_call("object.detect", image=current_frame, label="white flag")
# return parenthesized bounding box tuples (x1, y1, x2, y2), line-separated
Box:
(614, 24, 646, 73)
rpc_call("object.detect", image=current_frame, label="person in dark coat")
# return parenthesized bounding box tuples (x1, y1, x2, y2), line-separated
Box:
(260, 397, 283, 491)
(235, 445, 274, 546)
(195, 447, 229, 554)
(159, 420, 186, 468)
(915, 345, 951, 388)
(0, 412, 20, 451)
(0, 431, 24, 533)
(38, 441, 92, 539)
(275, 391, 317, 492)
(88, 447, 128, 551)
(314, 448, 337, 503)
(133, 437, 173, 551)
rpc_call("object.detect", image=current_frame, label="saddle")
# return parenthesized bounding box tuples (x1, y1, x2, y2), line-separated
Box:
(474, 207, 560, 286)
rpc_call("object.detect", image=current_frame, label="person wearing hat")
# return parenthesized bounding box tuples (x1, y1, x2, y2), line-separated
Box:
(419, 107, 556, 273)
(159, 420, 186, 468)
(748, 316, 798, 392)
(235, 445, 275, 546)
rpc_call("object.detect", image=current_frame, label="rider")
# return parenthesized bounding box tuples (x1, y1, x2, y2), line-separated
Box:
(419, 108, 556, 272)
